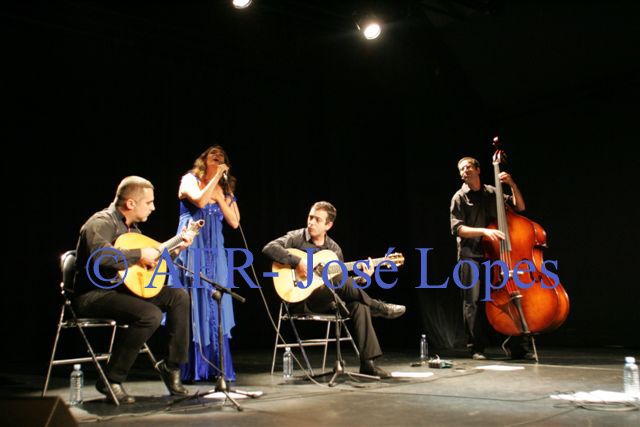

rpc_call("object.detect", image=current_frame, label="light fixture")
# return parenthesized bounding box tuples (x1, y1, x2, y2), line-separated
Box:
(232, 0, 252, 9)
(362, 21, 381, 40)
(355, 13, 382, 40)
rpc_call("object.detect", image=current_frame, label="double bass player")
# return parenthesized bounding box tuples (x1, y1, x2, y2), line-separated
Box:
(450, 156, 534, 360)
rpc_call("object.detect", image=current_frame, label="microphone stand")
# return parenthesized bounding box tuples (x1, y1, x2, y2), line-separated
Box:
(174, 263, 253, 411)
(310, 283, 380, 387)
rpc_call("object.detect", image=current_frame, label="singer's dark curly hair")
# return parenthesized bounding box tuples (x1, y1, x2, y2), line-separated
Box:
(190, 145, 236, 194)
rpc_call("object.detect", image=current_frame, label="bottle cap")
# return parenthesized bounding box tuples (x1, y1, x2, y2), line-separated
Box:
(625, 356, 635, 364)
(285, 346, 291, 351)
(421, 334, 426, 338)
(73, 364, 81, 370)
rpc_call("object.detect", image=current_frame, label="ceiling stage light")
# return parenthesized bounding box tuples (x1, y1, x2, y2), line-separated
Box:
(362, 22, 381, 40)
(355, 14, 382, 40)
(232, 0, 252, 9)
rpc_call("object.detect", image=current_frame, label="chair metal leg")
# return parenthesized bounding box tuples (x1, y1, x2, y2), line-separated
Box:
(42, 304, 66, 397)
(270, 303, 284, 375)
(284, 303, 315, 376)
(143, 342, 158, 367)
(67, 304, 121, 406)
(270, 302, 361, 377)
(310, 312, 379, 387)
(322, 320, 331, 372)
(107, 324, 118, 362)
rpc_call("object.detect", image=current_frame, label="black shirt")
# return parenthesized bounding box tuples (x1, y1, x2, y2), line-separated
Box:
(450, 183, 513, 260)
(73, 204, 142, 295)
(262, 228, 344, 266)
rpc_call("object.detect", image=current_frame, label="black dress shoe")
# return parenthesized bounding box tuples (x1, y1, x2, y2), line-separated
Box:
(96, 379, 135, 404)
(370, 300, 406, 319)
(511, 350, 536, 361)
(156, 361, 190, 396)
(359, 359, 391, 379)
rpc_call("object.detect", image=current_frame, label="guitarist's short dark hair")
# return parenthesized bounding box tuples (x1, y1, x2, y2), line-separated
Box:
(312, 201, 337, 223)
(114, 176, 154, 207)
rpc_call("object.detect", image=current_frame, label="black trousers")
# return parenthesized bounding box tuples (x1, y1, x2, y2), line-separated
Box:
(459, 259, 490, 353)
(297, 278, 382, 361)
(459, 258, 529, 354)
(73, 287, 189, 383)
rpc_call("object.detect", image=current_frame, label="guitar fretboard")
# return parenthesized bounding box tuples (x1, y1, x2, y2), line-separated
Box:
(325, 257, 394, 275)
(159, 235, 184, 253)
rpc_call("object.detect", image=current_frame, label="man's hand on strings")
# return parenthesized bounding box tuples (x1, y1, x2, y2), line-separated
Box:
(140, 247, 160, 269)
(483, 228, 505, 242)
(295, 259, 308, 280)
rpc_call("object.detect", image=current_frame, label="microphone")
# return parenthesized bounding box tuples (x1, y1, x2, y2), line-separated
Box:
(222, 171, 228, 181)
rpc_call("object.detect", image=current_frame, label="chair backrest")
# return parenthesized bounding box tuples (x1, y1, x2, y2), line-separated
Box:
(60, 250, 77, 292)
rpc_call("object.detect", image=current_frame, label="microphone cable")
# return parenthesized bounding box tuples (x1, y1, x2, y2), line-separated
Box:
(234, 218, 329, 387)
(185, 195, 327, 387)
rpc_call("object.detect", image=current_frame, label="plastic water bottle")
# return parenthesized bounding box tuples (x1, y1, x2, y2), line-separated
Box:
(623, 356, 640, 399)
(282, 346, 293, 379)
(420, 334, 429, 362)
(69, 364, 84, 405)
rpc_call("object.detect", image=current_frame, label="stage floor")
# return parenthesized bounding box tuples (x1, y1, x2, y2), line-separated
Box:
(2, 347, 639, 426)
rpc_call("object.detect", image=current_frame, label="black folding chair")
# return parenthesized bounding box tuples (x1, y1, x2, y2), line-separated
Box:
(42, 250, 158, 406)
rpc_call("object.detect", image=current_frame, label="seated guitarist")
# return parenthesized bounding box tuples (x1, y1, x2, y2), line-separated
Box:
(72, 176, 194, 404)
(262, 201, 405, 378)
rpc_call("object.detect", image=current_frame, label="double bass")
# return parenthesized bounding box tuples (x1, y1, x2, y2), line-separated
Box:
(482, 139, 570, 351)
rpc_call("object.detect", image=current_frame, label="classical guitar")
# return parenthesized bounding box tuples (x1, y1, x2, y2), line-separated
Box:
(272, 248, 405, 303)
(114, 219, 205, 298)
